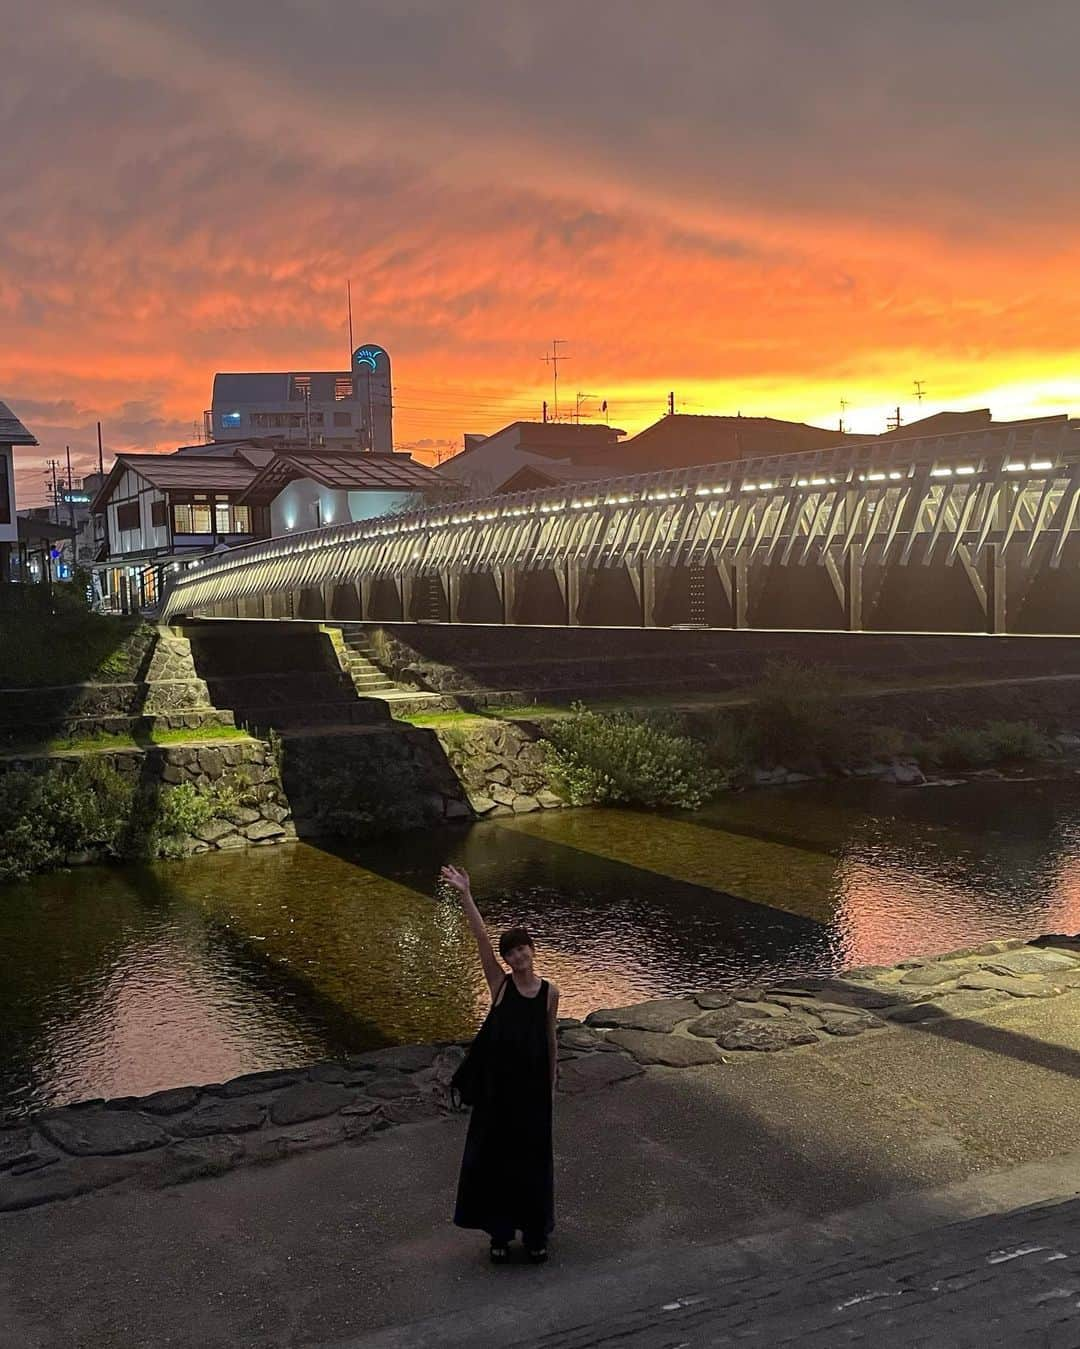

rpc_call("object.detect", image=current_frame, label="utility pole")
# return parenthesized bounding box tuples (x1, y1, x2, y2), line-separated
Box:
(839, 398, 849, 434)
(542, 340, 568, 421)
(886, 405, 903, 433)
(97, 421, 104, 476)
(44, 460, 61, 525)
(542, 400, 548, 424)
(668, 390, 675, 416)
(304, 386, 312, 452)
(346, 280, 354, 359)
(65, 446, 75, 530)
(913, 380, 926, 403)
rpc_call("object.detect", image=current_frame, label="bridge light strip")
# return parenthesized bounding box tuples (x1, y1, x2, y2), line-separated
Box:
(1005, 462, 1027, 471)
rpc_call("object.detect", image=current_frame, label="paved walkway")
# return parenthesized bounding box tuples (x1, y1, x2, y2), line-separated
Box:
(527, 1196, 1080, 1348)
(342, 1192, 1080, 1348)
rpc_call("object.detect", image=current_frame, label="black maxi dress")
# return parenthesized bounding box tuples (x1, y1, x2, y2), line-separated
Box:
(453, 976, 555, 1242)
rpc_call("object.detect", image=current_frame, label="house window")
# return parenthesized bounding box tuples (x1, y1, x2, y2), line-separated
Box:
(232, 505, 251, 534)
(220, 411, 242, 429)
(117, 501, 140, 531)
(172, 504, 193, 533)
(215, 501, 231, 533)
(191, 503, 213, 533)
(290, 375, 311, 401)
(334, 377, 353, 401)
(333, 411, 352, 427)
(150, 500, 167, 528)
(310, 412, 324, 427)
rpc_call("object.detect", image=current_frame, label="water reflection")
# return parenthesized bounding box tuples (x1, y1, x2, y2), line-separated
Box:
(4, 776, 1080, 1117)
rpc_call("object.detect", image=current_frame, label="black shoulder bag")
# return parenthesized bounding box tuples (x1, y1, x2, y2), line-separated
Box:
(450, 978, 506, 1108)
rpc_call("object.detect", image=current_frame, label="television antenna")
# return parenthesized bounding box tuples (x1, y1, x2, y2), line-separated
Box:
(542, 340, 569, 421)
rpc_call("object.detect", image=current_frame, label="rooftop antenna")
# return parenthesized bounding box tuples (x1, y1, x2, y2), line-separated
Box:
(542, 340, 568, 421)
(346, 281, 354, 361)
(886, 405, 903, 433)
(913, 379, 926, 403)
(575, 392, 597, 424)
(96, 421, 104, 475)
(839, 398, 849, 434)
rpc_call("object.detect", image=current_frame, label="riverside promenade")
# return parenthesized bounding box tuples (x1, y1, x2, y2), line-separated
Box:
(3, 938, 1080, 1347)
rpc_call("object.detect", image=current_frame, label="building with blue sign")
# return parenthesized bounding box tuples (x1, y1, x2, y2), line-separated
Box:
(206, 343, 393, 453)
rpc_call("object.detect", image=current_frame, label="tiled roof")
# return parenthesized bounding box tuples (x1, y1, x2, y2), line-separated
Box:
(89, 453, 262, 513)
(239, 450, 459, 504)
(0, 401, 38, 446)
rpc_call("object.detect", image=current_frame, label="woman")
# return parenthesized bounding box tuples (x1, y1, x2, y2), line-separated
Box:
(440, 863, 559, 1264)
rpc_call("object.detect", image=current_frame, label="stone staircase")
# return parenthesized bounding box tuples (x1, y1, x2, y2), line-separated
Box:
(329, 624, 444, 713)
(180, 621, 398, 736)
(0, 630, 237, 750)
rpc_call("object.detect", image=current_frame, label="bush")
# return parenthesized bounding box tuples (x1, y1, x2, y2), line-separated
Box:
(913, 719, 1051, 770)
(0, 760, 254, 880)
(0, 759, 136, 882)
(741, 659, 856, 768)
(543, 703, 718, 809)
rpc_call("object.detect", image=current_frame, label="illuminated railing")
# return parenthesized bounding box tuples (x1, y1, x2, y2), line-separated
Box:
(161, 417, 1080, 620)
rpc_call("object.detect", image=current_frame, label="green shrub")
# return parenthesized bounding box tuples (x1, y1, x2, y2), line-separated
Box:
(913, 719, 1051, 770)
(543, 703, 718, 809)
(0, 759, 136, 882)
(0, 760, 256, 880)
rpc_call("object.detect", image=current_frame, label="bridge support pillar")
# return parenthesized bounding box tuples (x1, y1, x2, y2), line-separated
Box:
(494, 566, 517, 624)
(320, 580, 336, 619)
(445, 571, 462, 623)
(354, 578, 373, 621)
(987, 544, 1007, 634)
(628, 559, 657, 626)
(733, 554, 749, 629)
(397, 574, 414, 622)
(845, 550, 863, 631)
(556, 560, 581, 625)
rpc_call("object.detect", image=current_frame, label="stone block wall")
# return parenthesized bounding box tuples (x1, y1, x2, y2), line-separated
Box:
(0, 739, 295, 858)
(434, 720, 563, 817)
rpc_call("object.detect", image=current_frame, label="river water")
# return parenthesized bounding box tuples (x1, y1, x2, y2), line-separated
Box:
(4, 774, 1080, 1119)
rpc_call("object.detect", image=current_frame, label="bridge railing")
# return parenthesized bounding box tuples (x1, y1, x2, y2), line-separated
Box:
(160, 417, 1080, 621)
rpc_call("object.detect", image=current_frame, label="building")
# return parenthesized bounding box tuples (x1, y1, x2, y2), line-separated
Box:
(437, 421, 626, 497)
(436, 414, 861, 498)
(206, 343, 393, 452)
(0, 401, 37, 583)
(89, 441, 457, 612)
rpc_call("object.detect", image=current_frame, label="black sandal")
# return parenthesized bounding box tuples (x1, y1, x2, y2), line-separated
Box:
(489, 1239, 510, 1264)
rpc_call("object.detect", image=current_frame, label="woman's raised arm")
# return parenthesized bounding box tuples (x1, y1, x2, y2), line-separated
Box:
(440, 865, 503, 998)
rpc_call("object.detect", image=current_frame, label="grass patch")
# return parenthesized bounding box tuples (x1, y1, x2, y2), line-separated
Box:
(0, 613, 152, 688)
(39, 725, 252, 754)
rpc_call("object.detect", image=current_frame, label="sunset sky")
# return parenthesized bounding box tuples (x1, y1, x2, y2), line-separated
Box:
(5, 0, 1080, 507)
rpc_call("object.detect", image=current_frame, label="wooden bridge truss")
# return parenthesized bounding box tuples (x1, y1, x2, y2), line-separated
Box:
(161, 416, 1080, 632)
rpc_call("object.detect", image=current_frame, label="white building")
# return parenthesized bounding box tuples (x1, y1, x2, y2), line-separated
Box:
(206, 343, 393, 453)
(0, 401, 37, 583)
(90, 442, 457, 612)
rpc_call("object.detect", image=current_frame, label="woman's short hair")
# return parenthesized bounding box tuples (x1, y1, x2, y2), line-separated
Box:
(498, 927, 534, 959)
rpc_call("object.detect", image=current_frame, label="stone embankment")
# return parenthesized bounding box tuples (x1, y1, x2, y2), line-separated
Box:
(437, 720, 563, 816)
(3, 935, 1078, 1215)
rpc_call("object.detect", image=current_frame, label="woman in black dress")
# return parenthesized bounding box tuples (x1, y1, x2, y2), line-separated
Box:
(440, 864, 559, 1264)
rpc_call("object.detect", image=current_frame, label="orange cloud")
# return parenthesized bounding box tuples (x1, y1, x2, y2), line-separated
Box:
(4, 0, 1080, 503)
